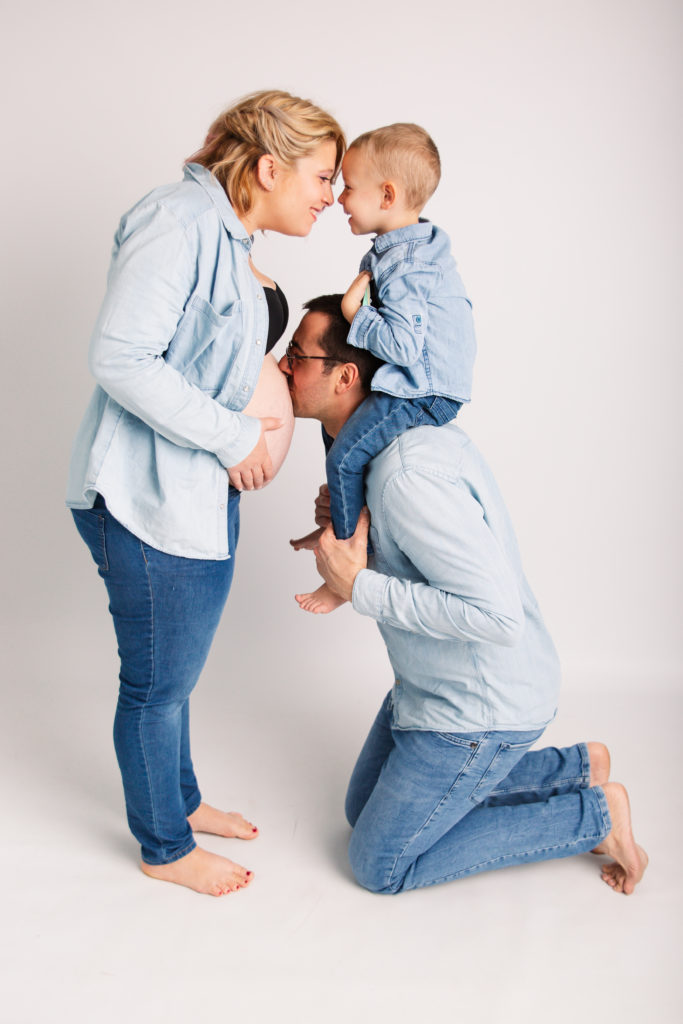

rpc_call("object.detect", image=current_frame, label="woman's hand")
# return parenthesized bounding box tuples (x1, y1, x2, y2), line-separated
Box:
(341, 272, 372, 323)
(228, 417, 282, 490)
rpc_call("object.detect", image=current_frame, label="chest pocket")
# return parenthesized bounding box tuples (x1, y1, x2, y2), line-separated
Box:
(166, 295, 244, 392)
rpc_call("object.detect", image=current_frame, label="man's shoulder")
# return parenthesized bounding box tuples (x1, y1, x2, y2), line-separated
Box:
(368, 421, 471, 486)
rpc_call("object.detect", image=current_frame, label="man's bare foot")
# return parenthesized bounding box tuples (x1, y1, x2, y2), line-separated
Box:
(591, 782, 648, 894)
(586, 742, 610, 786)
(295, 582, 347, 614)
(141, 846, 253, 897)
(290, 527, 323, 551)
(188, 802, 258, 839)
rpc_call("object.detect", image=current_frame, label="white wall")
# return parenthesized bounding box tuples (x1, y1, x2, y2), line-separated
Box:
(3, 0, 682, 690)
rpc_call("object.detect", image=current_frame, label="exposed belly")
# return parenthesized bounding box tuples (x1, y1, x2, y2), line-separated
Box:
(242, 353, 294, 481)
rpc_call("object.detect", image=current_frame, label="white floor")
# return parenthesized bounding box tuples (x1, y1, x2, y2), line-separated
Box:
(3, 546, 681, 1022)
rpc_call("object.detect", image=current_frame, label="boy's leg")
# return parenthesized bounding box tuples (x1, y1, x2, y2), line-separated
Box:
(327, 395, 453, 540)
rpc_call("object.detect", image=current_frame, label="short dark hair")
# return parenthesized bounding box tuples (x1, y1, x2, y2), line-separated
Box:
(302, 294, 383, 391)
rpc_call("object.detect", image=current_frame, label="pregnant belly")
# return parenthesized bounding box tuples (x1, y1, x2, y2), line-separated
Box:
(241, 354, 294, 481)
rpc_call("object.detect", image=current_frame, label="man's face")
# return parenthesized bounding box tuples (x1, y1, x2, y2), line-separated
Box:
(278, 311, 339, 421)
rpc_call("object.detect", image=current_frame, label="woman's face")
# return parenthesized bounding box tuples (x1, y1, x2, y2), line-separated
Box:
(267, 139, 338, 236)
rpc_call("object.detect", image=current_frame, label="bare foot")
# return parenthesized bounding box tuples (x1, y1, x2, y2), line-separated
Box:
(295, 583, 347, 614)
(592, 782, 648, 894)
(141, 846, 253, 897)
(290, 527, 323, 551)
(586, 742, 610, 786)
(188, 802, 258, 839)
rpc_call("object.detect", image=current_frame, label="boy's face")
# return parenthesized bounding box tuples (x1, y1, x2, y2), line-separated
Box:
(337, 148, 385, 235)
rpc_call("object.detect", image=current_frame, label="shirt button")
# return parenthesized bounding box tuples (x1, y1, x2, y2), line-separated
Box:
(257, 294, 263, 301)
(219, 503, 225, 510)
(242, 384, 249, 392)
(255, 339, 262, 346)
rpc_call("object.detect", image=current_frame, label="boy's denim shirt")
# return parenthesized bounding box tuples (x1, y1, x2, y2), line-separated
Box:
(66, 163, 268, 560)
(348, 220, 476, 402)
(352, 421, 561, 732)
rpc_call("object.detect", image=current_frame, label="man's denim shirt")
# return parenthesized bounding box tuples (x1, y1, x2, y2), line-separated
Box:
(352, 422, 561, 732)
(347, 221, 476, 402)
(66, 163, 268, 559)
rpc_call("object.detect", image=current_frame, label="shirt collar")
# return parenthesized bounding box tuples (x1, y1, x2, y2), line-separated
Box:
(372, 218, 432, 253)
(184, 162, 253, 249)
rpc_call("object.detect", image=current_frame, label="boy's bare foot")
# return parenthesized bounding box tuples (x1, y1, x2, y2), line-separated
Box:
(141, 846, 253, 897)
(295, 582, 347, 614)
(586, 742, 610, 786)
(290, 527, 324, 551)
(188, 802, 258, 839)
(591, 782, 648, 894)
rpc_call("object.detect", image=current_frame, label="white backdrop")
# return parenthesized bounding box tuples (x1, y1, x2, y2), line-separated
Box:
(3, 0, 682, 691)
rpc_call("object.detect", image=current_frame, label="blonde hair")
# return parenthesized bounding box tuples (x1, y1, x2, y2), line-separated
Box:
(349, 123, 441, 211)
(188, 90, 345, 216)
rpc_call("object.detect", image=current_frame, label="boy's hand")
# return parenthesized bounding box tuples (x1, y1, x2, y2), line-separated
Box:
(341, 272, 372, 323)
(314, 508, 370, 601)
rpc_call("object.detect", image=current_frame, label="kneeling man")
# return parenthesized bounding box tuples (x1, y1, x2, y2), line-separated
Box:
(280, 295, 647, 896)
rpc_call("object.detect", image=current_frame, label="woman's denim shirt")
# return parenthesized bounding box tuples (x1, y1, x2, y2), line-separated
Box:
(348, 221, 476, 402)
(352, 422, 561, 732)
(66, 163, 268, 559)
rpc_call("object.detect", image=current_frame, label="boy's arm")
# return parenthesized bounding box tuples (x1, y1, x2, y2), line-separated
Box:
(346, 261, 441, 366)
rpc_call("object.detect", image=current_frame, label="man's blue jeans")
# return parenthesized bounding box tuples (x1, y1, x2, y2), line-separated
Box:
(345, 692, 611, 893)
(72, 489, 240, 865)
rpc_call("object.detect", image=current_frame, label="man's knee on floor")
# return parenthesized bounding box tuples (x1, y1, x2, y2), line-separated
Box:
(348, 836, 401, 894)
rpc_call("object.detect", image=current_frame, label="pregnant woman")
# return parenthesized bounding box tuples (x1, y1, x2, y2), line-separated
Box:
(67, 90, 345, 896)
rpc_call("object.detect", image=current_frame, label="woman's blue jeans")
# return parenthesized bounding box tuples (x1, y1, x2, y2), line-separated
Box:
(72, 490, 240, 865)
(345, 692, 612, 893)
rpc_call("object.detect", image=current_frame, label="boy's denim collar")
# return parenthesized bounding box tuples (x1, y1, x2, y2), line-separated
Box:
(184, 162, 253, 249)
(372, 218, 432, 253)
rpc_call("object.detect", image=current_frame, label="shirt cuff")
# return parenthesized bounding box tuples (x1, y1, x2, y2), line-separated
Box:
(352, 568, 389, 620)
(214, 412, 261, 468)
(347, 305, 377, 350)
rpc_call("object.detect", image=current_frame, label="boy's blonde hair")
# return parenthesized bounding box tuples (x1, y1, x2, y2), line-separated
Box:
(349, 123, 440, 211)
(188, 90, 345, 217)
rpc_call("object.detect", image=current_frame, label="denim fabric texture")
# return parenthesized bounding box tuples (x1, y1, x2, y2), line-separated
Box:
(345, 693, 611, 893)
(67, 163, 267, 559)
(326, 393, 461, 539)
(72, 489, 241, 864)
(352, 420, 561, 731)
(348, 220, 476, 402)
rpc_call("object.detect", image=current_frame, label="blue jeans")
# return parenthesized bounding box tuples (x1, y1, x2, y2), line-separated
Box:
(72, 489, 240, 865)
(345, 692, 611, 893)
(325, 393, 462, 539)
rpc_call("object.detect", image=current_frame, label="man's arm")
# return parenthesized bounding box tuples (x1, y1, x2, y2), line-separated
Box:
(319, 466, 525, 646)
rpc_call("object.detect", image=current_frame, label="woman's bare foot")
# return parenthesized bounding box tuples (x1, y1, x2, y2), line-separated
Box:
(290, 527, 323, 551)
(586, 742, 610, 786)
(141, 846, 253, 897)
(591, 782, 648, 894)
(188, 802, 258, 839)
(295, 582, 347, 614)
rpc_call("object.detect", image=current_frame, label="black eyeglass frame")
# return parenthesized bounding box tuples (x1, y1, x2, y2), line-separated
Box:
(284, 342, 344, 371)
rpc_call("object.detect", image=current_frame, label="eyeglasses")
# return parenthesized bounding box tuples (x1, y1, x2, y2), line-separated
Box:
(284, 342, 343, 371)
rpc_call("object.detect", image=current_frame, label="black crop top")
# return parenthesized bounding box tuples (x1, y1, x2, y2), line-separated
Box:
(264, 283, 289, 353)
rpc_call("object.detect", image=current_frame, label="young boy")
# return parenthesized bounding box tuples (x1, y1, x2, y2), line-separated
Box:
(293, 123, 476, 613)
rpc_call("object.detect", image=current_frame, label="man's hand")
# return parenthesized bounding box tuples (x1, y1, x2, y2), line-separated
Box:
(314, 483, 331, 528)
(341, 271, 372, 324)
(314, 508, 370, 602)
(228, 416, 282, 490)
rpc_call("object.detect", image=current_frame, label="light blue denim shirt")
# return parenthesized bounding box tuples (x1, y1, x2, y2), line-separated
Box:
(352, 422, 561, 732)
(347, 221, 476, 402)
(66, 163, 269, 559)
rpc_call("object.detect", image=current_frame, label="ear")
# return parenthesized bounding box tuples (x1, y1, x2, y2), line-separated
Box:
(256, 154, 277, 191)
(335, 362, 361, 394)
(380, 181, 397, 209)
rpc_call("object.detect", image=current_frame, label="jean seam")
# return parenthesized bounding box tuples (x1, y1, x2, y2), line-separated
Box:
(138, 540, 161, 850)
